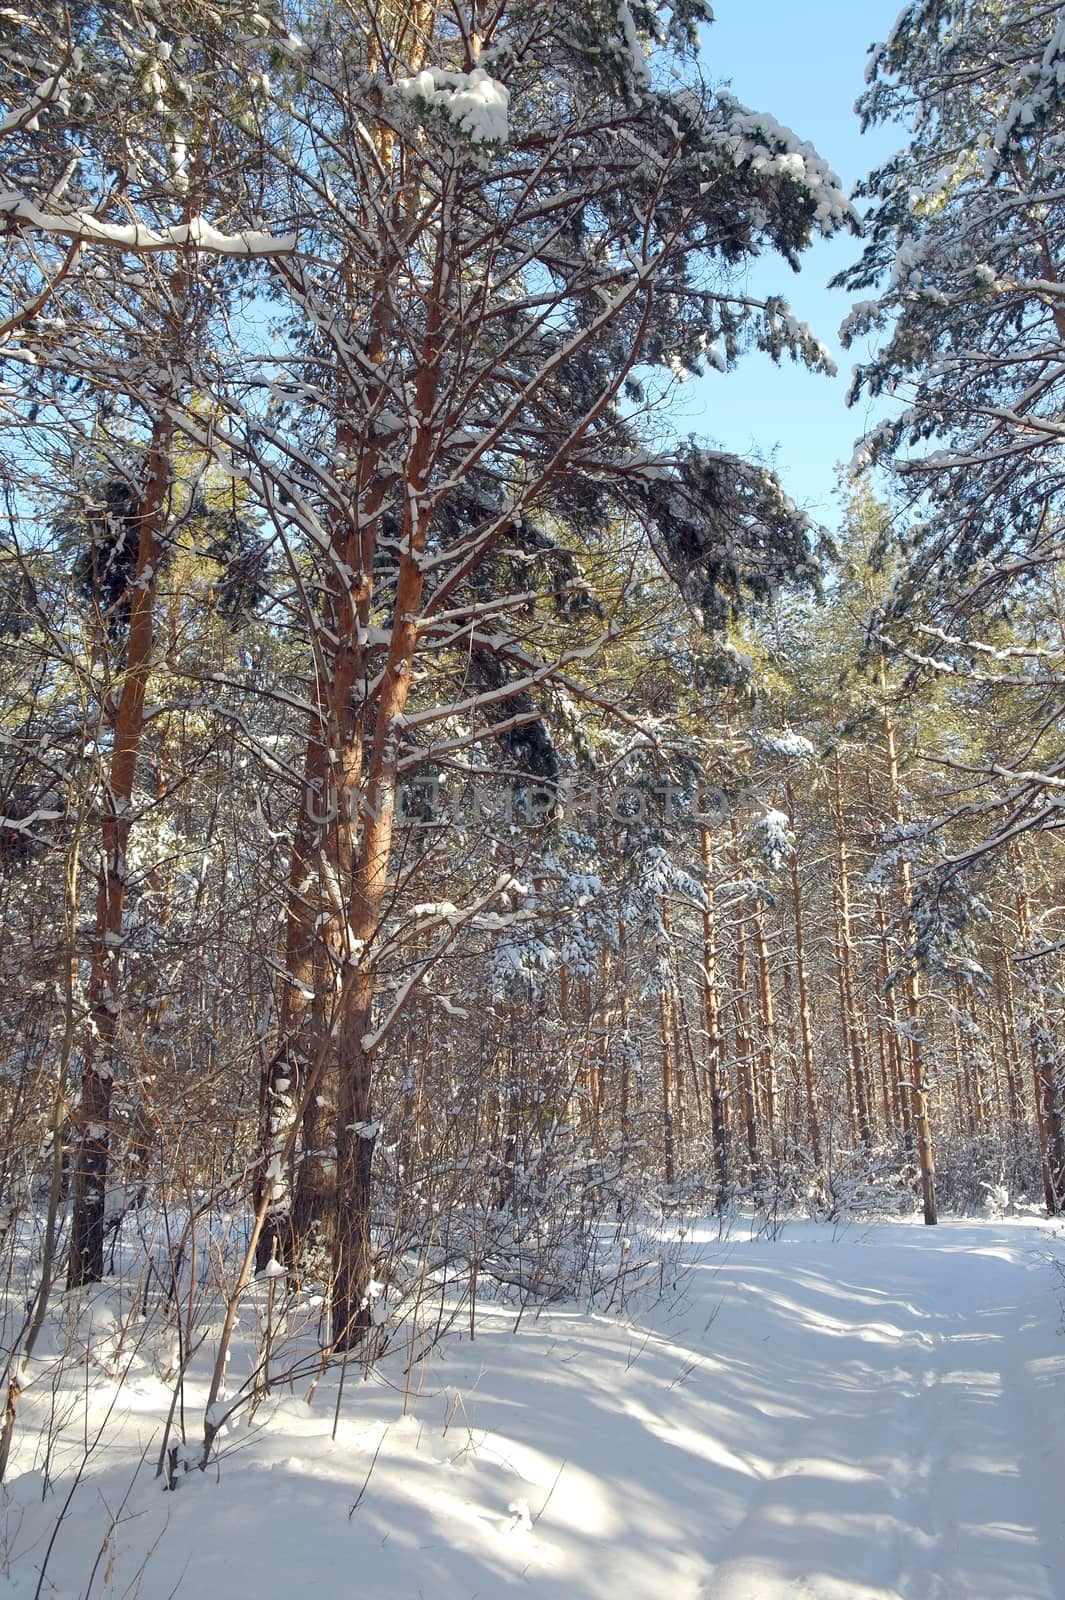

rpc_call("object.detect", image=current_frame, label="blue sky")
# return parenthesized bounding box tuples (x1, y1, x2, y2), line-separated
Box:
(670, 0, 905, 529)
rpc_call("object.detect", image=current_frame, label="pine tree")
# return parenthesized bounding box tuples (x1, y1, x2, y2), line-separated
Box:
(839, 0, 1065, 903)
(220, 0, 856, 1343)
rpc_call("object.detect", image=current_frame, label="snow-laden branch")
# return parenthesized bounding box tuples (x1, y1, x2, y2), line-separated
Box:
(362, 876, 535, 1054)
(0, 68, 69, 137)
(392, 67, 509, 146)
(0, 192, 296, 256)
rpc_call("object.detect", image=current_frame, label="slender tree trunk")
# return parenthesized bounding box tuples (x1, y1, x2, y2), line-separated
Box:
(255, 727, 328, 1270)
(949, 999, 969, 1134)
(783, 783, 820, 1167)
(291, 1009, 336, 1255)
(677, 984, 703, 1129)
(873, 997, 893, 1135)
(874, 886, 911, 1147)
(699, 826, 729, 1204)
(832, 890, 857, 1140)
(753, 904, 779, 1168)
(995, 945, 1025, 1131)
(833, 756, 872, 1148)
(68, 412, 174, 1288)
(734, 911, 758, 1176)
(658, 984, 677, 1188)
(589, 962, 607, 1147)
(901, 964, 937, 1225)
(1014, 867, 1065, 1213)
(882, 690, 936, 1224)
(618, 920, 633, 1147)
(662, 902, 685, 1162)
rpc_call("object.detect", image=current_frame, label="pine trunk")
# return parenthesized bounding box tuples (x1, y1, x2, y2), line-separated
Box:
(784, 786, 820, 1166)
(1015, 871, 1065, 1213)
(68, 413, 173, 1288)
(699, 827, 730, 1203)
(833, 756, 872, 1148)
(753, 906, 779, 1168)
(882, 693, 937, 1224)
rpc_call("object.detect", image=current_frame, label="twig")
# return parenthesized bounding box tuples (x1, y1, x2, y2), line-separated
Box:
(348, 1425, 389, 1517)
(532, 1458, 566, 1526)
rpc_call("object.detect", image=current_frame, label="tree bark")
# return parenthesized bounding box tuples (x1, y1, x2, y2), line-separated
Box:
(753, 903, 779, 1169)
(255, 727, 328, 1270)
(733, 913, 758, 1177)
(69, 413, 173, 1287)
(699, 826, 730, 1204)
(833, 755, 872, 1148)
(783, 783, 820, 1167)
(1014, 866, 1065, 1213)
(882, 701, 936, 1224)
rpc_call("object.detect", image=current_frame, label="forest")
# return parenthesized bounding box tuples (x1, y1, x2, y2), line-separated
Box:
(1, 2, 1064, 1593)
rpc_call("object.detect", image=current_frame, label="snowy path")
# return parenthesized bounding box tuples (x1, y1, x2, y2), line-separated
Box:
(4, 1218, 1065, 1599)
(689, 1225, 1065, 1600)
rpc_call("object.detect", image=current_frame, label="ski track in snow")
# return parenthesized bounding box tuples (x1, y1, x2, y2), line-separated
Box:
(3, 1218, 1065, 1599)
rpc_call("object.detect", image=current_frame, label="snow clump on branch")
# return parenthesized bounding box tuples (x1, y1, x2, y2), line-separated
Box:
(713, 99, 855, 233)
(392, 67, 509, 145)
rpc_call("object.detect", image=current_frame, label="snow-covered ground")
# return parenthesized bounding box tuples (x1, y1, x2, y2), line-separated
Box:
(3, 1216, 1064, 1599)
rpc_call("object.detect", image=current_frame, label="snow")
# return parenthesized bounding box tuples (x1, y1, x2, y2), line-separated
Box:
(392, 67, 509, 145)
(3, 1218, 1064, 1598)
(438, 995, 471, 1018)
(0, 192, 296, 256)
(987, 14, 1065, 162)
(752, 808, 793, 871)
(751, 729, 816, 760)
(0, 72, 68, 137)
(615, 1, 650, 88)
(713, 101, 856, 233)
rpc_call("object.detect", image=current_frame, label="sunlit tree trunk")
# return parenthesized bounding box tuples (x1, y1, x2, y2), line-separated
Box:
(784, 783, 821, 1167)
(883, 698, 936, 1224)
(733, 913, 758, 1177)
(753, 903, 779, 1168)
(662, 901, 685, 1163)
(874, 885, 911, 1147)
(618, 921, 634, 1148)
(699, 826, 729, 1203)
(995, 941, 1026, 1132)
(1014, 864, 1065, 1214)
(833, 755, 872, 1148)
(658, 983, 677, 1188)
